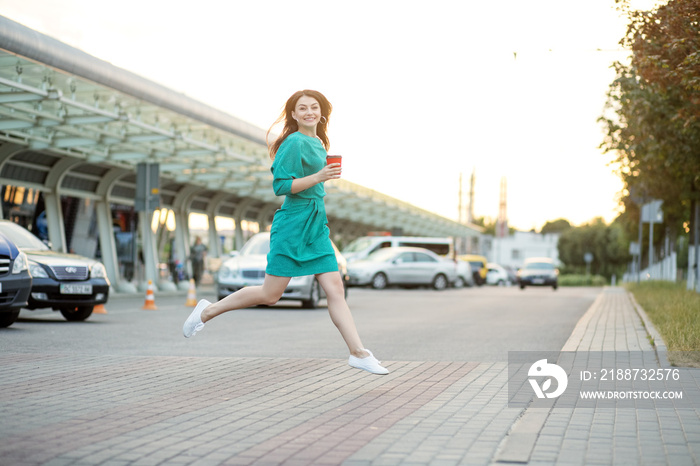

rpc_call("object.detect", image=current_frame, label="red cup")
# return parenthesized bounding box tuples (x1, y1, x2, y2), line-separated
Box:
(326, 155, 342, 167)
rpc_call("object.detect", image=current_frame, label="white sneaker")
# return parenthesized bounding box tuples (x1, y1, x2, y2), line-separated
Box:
(183, 299, 211, 338)
(348, 349, 389, 375)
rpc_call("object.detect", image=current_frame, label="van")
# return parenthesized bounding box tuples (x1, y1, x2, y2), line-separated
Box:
(458, 254, 488, 286)
(342, 236, 453, 263)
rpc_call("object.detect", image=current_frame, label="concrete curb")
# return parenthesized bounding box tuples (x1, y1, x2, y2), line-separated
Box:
(627, 290, 671, 368)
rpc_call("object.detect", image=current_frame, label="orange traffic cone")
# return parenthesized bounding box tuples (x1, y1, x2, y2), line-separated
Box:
(142, 280, 158, 310)
(185, 279, 198, 306)
(93, 304, 108, 314)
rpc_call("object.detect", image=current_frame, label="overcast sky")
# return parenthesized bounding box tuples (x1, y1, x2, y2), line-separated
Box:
(0, 0, 663, 230)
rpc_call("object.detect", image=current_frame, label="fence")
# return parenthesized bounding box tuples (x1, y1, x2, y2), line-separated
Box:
(623, 252, 677, 283)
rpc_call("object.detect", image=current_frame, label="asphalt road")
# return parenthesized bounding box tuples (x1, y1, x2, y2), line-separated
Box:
(1, 285, 600, 363)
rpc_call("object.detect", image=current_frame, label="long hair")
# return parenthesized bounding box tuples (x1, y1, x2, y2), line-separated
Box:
(267, 90, 332, 160)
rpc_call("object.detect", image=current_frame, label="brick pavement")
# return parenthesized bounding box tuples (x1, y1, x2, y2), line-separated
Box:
(495, 287, 700, 466)
(1, 287, 698, 465)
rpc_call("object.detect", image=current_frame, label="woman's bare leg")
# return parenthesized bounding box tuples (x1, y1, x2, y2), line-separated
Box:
(201, 275, 291, 323)
(315, 271, 368, 358)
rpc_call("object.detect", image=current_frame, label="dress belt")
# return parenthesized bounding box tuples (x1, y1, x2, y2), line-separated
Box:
(282, 197, 326, 246)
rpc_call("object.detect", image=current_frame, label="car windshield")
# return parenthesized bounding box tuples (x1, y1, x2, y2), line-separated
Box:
(0, 222, 49, 250)
(525, 262, 555, 270)
(239, 235, 270, 256)
(366, 248, 399, 262)
(342, 237, 377, 253)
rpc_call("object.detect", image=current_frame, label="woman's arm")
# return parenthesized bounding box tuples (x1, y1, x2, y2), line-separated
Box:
(290, 163, 341, 194)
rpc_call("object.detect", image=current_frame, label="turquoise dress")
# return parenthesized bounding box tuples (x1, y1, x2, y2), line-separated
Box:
(266, 132, 338, 277)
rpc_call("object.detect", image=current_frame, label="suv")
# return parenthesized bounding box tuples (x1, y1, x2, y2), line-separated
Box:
(216, 232, 348, 308)
(0, 220, 110, 321)
(517, 258, 559, 290)
(0, 232, 32, 327)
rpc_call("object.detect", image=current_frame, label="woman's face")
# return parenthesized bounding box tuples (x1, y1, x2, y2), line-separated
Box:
(291, 95, 322, 130)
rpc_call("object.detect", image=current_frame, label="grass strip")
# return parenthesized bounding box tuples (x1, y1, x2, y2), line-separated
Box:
(626, 281, 700, 367)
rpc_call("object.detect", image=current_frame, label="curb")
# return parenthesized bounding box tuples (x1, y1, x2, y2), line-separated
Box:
(627, 290, 671, 368)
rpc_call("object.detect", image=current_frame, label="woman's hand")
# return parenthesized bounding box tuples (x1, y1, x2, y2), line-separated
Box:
(316, 162, 341, 182)
(290, 163, 341, 194)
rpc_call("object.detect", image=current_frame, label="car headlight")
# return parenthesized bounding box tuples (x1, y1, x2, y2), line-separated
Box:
(12, 251, 28, 274)
(91, 263, 107, 278)
(29, 262, 49, 278)
(218, 265, 238, 279)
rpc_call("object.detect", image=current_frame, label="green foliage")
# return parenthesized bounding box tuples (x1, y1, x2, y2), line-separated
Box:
(557, 218, 630, 279)
(600, 0, 700, 242)
(558, 274, 607, 287)
(540, 218, 572, 235)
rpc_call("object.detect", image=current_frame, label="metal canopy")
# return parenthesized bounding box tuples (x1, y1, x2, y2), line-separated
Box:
(0, 15, 482, 239)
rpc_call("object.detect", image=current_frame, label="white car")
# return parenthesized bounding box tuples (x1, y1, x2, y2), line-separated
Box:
(215, 232, 347, 308)
(486, 263, 511, 286)
(346, 247, 457, 290)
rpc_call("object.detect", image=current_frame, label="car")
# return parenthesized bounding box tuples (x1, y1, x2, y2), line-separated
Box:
(216, 232, 348, 308)
(346, 246, 456, 290)
(0, 220, 110, 321)
(342, 236, 452, 263)
(517, 257, 559, 290)
(454, 260, 475, 288)
(486, 263, 512, 286)
(0, 232, 32, 328)
(458, 254, 488, 286)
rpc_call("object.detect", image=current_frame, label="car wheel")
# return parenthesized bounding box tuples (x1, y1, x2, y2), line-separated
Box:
(301, 279, 321, 309)
(454, 277, 466, 289)
(371, 273, 388, 290)
(60, 305, 94, 321)
(433, 274, 448, 291)
(0, 309, 20, 328)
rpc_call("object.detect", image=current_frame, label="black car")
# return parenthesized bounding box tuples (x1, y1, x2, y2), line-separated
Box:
(517, 258, 559, 290)
(0, 220, 110, 321)
(0, 232, 32, 328)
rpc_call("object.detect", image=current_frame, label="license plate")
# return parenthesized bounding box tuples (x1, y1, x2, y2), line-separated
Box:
(60, 284, 93, 295)
(532, 278, 545, 285)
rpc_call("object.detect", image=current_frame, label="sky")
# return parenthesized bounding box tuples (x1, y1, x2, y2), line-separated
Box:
(0, 0, 663, 231)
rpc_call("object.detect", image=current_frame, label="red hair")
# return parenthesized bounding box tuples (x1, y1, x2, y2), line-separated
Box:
(267, 90, 332, 159)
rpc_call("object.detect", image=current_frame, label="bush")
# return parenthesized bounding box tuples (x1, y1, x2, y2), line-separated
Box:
(558, 274, 607, 287)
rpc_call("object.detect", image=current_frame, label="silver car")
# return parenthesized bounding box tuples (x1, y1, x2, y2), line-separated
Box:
(346, 247, 456, 290)
(215, 232, 347, 308)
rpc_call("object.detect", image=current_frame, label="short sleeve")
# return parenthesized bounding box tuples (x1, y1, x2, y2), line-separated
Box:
(271, 136, 303, 196)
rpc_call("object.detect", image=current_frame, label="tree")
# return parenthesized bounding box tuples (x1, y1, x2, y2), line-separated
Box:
(558, 218, 630, 279)
(540, 218, 572, 235)
(600, 0, 700, 251)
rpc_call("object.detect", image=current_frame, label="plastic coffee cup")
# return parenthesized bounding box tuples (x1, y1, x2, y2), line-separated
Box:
(326, 155, 342, 167)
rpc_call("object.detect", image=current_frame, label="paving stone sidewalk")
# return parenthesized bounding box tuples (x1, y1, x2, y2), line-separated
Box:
(495, 287, 700, 466)
(1, 287, 698, 465)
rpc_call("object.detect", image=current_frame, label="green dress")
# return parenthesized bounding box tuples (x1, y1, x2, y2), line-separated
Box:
(266, 132, 338, 277)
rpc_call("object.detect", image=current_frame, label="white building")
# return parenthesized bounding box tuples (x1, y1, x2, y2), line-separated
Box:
(483, 231, 561, 269)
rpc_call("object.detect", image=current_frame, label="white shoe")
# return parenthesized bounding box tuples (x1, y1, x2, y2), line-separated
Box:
(349, 349, 389, 375)
(183, 299, 211, 338)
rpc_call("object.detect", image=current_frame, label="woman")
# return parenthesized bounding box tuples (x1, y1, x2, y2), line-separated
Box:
(183, 90, 388, 375)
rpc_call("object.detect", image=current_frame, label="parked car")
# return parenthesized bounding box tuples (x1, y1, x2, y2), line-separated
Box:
(346, 247, 456, 290)
(486, 263, 512, 286)
(216, 232, 348, 308)
(517, 257, 559, 290)
(342, 236, 452, 263)
(458, 254, 488, 286)
(0, 220, 110, 321)
(0, 232, 32, 328)
(454, 260, 475, 288)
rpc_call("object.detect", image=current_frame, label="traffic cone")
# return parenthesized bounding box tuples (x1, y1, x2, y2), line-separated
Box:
(93, 304, 108, 314)
(185, 279, 198, 306)
(142, 280, 158, 310)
